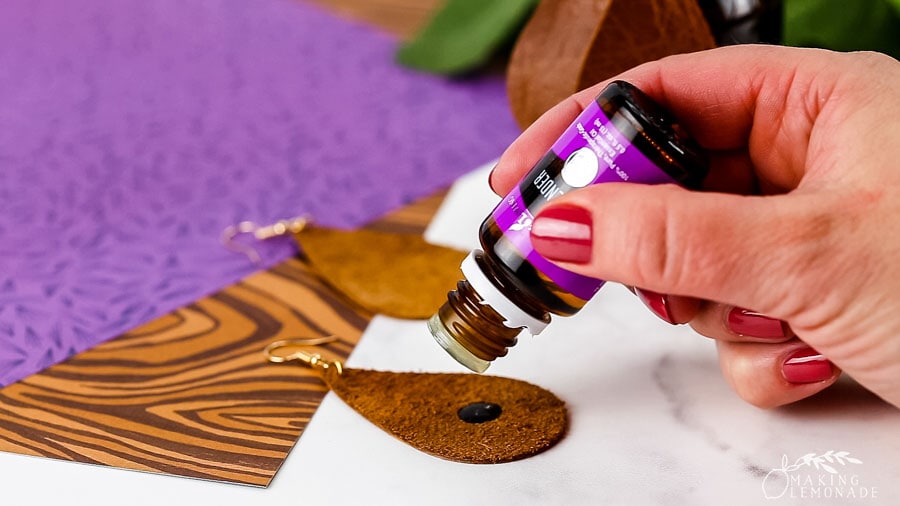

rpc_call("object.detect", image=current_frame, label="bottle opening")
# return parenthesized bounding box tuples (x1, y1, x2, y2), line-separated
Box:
(427, 313, 490, 373)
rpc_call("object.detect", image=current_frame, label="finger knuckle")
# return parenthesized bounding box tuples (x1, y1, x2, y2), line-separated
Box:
(627, 197, 673, 287)
(629, 188, 728, 293)
(762, 202, 842, 317)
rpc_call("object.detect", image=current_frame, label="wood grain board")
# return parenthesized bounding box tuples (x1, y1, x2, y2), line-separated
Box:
(0, 189, 445, 486)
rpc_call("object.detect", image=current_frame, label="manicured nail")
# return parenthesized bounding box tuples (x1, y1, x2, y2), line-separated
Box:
(726, 307, 788, 339)
(488, 164, 499, 194)
(634, 288, 675, 324)
(530, 204, 592, 264)
(782, 347, 834, 384)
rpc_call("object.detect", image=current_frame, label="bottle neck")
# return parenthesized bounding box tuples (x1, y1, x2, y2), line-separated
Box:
(438, 279, 520, 362)
(427, 251, 553, 373)
(462, 251, 550, 335)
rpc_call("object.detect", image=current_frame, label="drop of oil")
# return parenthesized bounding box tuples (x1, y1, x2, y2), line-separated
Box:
(457, 402, 502, 423)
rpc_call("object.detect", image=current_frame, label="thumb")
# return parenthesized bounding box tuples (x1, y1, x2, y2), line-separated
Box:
(529, 183, 831, 317)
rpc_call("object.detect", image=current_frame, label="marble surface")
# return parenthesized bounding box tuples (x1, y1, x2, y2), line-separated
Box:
(2, 164, 899, 505)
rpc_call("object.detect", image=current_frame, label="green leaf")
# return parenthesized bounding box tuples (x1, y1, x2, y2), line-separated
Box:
(783, 0, 900, 58)
(888, 0, 900, 15)
(396, 0, 539, 76)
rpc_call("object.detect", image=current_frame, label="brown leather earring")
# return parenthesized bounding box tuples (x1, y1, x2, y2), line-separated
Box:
(265, 337, 568, 464)
(222, 216, 468, 319)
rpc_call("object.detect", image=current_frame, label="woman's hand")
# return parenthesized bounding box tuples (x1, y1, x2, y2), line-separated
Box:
(490, 45, 900, 408)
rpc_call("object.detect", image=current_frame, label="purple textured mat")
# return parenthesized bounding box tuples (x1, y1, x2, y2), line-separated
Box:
(0, 0, 518, 385)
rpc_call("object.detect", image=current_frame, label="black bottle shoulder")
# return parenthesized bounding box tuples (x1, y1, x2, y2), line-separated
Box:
(597, 81, 709, 189)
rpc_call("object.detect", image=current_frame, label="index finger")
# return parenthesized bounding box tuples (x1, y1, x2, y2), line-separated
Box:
(490, 44, 839, 196)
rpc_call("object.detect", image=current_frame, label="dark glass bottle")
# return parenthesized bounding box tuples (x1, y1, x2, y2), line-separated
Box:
(697, 0, 782, 46)
(428, 81, 709, 372)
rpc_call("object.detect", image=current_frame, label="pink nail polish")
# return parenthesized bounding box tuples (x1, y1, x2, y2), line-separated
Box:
(727, 307, 787, 339)
(782, 347, 833, 384)
(634, 288, 675, 324)
(529, 205, 593, 264)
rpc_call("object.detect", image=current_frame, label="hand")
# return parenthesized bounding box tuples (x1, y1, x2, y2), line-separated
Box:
(490, 45, 900, 408)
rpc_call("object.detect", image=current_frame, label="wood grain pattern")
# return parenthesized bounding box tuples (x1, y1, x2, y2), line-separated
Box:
(0, 260, 366, 486)
(0, 188, 446, 487)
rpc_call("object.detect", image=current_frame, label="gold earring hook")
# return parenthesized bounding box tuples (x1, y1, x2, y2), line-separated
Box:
(221, 215, 311, 264)
(264, 335, 343, 375)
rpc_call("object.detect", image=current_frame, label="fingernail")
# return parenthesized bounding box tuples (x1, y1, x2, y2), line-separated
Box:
(726, 307, 788, 339)
(634, 288, 675, 324)
(488, 164, 499, 194)
(530, 204, 592, 264)
(782, 347, 834, 384)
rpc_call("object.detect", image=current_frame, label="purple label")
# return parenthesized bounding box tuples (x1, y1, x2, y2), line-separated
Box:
(492, 100, 677, 299)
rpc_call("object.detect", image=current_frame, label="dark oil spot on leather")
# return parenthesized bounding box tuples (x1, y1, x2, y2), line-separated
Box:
(458, 402, 502, 423)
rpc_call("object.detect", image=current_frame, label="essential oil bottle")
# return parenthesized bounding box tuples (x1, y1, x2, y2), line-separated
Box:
(428, 81, 709, 372)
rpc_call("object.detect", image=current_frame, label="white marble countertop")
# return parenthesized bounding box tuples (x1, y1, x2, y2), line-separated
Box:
(2, 164, 898, 505)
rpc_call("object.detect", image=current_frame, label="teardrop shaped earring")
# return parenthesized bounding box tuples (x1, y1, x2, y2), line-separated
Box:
(264, 337, 568, 464)
(222, 216, 468, 319)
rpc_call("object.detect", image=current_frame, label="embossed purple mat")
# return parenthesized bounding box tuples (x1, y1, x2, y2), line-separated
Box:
(0, 0, 519, 385)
